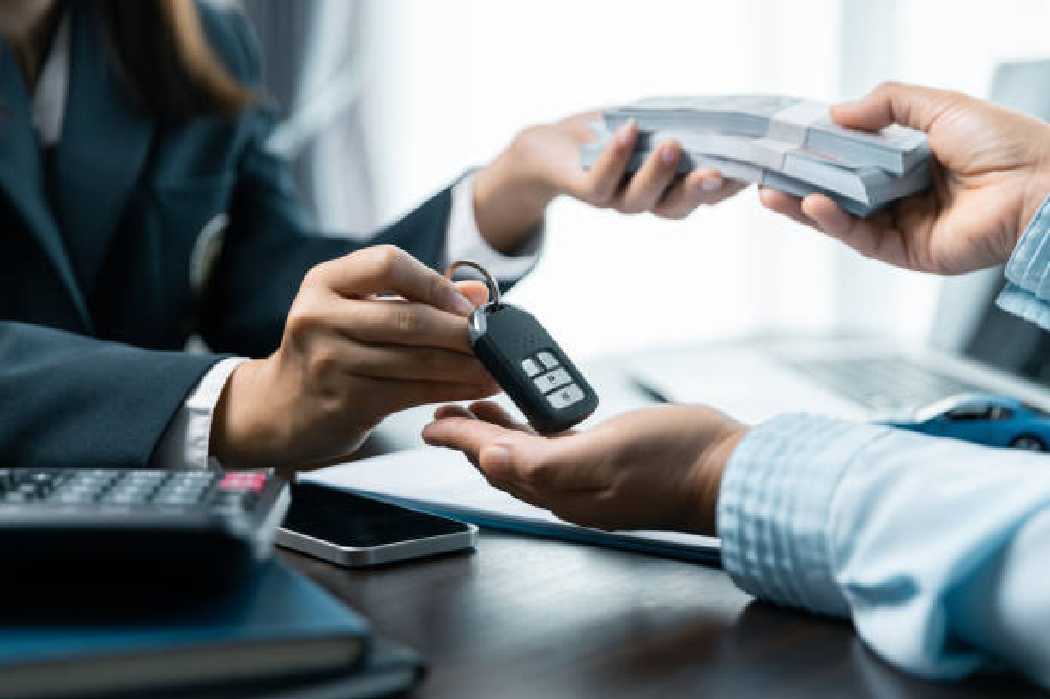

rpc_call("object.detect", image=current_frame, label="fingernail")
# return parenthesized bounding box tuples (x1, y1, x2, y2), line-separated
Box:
(661, 143, 678, 165)
(615, 119, 637, 147)
(485, 446, 510, 468)
(701, 174, 723, 192)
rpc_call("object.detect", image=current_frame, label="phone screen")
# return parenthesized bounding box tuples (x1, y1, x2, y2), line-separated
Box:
(282, 482, 470, 548)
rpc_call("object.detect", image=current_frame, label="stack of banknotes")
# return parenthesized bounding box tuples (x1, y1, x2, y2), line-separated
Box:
(580, 95, 932, 217)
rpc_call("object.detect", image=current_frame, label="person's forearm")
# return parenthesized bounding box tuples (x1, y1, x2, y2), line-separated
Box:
(471, 136, 554, 253)
(718, 413, 1050, 688)
(0, 321, 220, 469)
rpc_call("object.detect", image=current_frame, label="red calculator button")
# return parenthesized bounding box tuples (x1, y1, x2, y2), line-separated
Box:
(219, 472, 267, 493)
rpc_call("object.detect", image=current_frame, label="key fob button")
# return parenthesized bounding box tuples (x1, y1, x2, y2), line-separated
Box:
(547, 383, 585, 409)
(534, 368, 572, 393)
(521, 358, 543, 377)
(537, 351, 560, 369)
(463, 298, 598, 433)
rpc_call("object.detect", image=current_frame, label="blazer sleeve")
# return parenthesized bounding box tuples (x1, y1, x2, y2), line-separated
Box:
(0, 321, 224, 468)
(197, 6, 455, 358)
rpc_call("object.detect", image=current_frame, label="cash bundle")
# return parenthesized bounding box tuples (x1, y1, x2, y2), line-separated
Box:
(581, 95, 932, 217)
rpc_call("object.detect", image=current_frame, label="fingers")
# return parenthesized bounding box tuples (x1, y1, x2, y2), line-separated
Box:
(467, 401, 534, 433)
(454, 280, 489, 308)
(328, 298, 474, 353)
(434, 404, 474, 420)
(379, 379, 499, 416)
(616, 141, 682, 213)
(831, 81, 956, 133)
(758, 188, 914, 267)
(422, 416, 599, 493)
(422, 416, 532, 477)
(309, 245, 475, 316)
(654, 168, 749, 218)
(581, 125, 745, 217)
(758, 187, 816, 227)
(336, 344, 493, 384)
(760, 187, 854, 233)
(799, 194, 855, 235)
(798, 194, 911, 268)
(582, 120, 638, 204)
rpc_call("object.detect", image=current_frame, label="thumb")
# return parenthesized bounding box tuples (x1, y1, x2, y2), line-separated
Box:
(831, 81, 956, 134)
(455, 279, 490, 308)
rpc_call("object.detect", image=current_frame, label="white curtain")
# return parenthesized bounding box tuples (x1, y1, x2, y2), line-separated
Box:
(240, 0, 377, 234)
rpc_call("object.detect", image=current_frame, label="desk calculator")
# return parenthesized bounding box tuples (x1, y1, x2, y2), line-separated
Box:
(0, 468, 289, 590)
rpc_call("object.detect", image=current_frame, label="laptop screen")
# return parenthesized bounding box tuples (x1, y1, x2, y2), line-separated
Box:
(961, 61, 1050, 386)
(964, 279, 1050, 385)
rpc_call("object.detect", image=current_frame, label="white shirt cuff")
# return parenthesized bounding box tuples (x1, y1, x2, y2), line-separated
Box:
(446, 173, 543, 281)
(151, 356, 249, 470)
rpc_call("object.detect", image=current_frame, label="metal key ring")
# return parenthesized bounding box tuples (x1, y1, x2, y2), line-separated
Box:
(445, 259, 501, 307)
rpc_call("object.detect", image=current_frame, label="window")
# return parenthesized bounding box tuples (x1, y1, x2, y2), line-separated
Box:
(945, 405, 1013, 422)
(357, 0, 1050, 360)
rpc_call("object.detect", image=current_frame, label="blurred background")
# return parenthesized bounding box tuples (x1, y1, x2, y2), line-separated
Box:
(238, 0, 1050, 361)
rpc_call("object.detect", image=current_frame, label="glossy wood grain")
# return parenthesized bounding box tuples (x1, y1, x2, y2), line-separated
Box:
(279, 532, 1043, 698)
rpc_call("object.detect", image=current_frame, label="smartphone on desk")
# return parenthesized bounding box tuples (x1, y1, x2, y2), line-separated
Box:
(276, 481, 478, 567)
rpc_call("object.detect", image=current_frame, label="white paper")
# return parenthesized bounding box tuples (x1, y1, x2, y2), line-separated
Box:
(303, 446, 720, 555)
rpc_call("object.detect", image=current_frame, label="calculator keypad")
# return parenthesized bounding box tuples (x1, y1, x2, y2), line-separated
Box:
(0, 468, 272, 515)
(521, 350, 586, 410)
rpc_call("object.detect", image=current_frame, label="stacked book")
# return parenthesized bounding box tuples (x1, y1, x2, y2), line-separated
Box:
(581, 95, 932, 217)
(0, 562, 424, 698)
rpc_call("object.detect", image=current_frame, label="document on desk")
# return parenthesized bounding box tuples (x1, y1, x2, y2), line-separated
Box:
(303, 447, 721, 565)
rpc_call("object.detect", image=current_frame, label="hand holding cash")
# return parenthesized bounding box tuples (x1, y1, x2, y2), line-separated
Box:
(761, 82, 1050, 273)
(585, 83, 1050, 274)
(472, 111, 746, 251)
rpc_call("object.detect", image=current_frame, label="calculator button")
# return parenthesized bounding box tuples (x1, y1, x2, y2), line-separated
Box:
(533, 368, 572, 394)
(53, 492, 95, 505)
(521, 358, 543, 377)
(125, 472, 168, 484)
(547, 384, 585, 410)
(537, 351, 560, 369)
(108, 486, 151, 499)
(156, 493, 196, 506)
(104, 493, 142, 505)
(219, 472, 268, 493)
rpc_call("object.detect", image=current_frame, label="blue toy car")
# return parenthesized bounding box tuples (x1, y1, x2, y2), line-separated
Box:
(883, 394, 1050, 451)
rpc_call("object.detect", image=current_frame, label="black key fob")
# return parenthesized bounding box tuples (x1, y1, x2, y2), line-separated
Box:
(468, 302, 599, 433)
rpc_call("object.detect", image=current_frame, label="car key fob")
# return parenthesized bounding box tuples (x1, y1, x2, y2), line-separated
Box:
(447, 260, 599, 433)
(468, 301, 599, 433)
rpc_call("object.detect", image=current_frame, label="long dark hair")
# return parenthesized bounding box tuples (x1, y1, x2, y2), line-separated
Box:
(94, 0, 253, 118)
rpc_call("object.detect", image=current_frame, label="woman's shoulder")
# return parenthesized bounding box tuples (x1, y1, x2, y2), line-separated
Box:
(194, 0, 263, 88)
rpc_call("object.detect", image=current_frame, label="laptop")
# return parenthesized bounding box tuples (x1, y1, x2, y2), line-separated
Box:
(629, 60, 1050, 423)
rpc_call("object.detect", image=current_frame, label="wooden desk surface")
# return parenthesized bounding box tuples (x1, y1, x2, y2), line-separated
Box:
(279, 531, 1043, 698)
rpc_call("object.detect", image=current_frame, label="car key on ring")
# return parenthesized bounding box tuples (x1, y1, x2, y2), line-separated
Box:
(446, 260, 599, 433)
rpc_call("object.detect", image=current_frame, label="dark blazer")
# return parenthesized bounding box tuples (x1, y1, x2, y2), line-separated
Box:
(0, 3, 481, 468)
